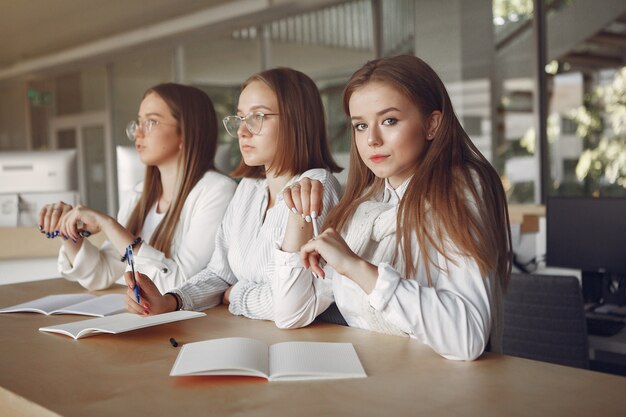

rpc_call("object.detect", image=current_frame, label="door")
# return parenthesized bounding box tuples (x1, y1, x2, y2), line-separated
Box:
(49, 112, 115, 215)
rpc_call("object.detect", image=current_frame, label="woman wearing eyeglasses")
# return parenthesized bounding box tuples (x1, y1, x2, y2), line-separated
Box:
(39, 83, 236, 292)
(124, 68, 342, 321)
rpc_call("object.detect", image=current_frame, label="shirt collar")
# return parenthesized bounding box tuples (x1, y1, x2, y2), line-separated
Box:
(381, 177, 411, 204)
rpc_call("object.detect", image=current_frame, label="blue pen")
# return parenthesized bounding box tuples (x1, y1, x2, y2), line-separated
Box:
(126, 245, 140, 303)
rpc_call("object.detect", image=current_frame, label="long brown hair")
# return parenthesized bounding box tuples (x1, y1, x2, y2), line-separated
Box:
(125, 83, 218, 257)
(327, 55, 511, 289)
(231, 67, 341, 178)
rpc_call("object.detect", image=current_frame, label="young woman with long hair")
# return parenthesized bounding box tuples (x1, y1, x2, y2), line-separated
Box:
(39, 83, 236, 292)
(124, 68, 342, 321)
(273, 55, 512, 360)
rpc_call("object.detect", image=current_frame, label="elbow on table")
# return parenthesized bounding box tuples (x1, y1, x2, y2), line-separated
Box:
(437, 331, 488, 361)
(273, 306, 314, 330)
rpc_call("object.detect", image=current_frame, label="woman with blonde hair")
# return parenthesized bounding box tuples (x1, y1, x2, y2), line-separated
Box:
(274, 55, 511, 360)
(39, 83, 236, 292)
(125, 68, 342, 321)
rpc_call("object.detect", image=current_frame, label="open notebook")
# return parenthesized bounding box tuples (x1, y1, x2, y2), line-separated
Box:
(0, 294, 126, 317)
(39, 311, 205, 339)
(170, 337, 367, 381)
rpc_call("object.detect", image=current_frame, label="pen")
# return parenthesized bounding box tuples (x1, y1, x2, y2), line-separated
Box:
(311, 215, 326, 279)
(312, 214, 320, 238)
(126, 245, 140, 304)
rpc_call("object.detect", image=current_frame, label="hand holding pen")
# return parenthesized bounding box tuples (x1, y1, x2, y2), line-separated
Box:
(126, 245, 140, 304)
(282, 178, 326, 278)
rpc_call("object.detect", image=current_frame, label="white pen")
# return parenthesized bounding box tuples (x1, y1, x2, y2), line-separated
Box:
(311, 212, 320, 238)
(310, 212, 325, 279)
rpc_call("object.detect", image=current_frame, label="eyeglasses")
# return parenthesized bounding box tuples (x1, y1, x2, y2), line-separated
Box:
(222, 112, 279, 138)
(126, 119, 176, 141)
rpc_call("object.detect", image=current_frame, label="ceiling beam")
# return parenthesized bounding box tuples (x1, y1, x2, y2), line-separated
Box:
(0, 0, 342, 80)
(562, 52, 624, 69)
(588, 31, 626, 49)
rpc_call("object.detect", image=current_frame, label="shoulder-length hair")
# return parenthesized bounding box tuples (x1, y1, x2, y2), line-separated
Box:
(231, 67, 341, 178)
(327, 55, 511, 289)
(126, 83, 218, 257)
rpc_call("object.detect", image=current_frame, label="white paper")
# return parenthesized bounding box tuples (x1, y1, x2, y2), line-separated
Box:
(39, 310, 206, 339)
(170, 337, 367, 381)
(0, 293, 125, 317)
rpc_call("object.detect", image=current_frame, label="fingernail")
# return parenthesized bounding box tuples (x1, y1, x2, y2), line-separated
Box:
(54, 230, 60, 237)
(305, 215, 311, 223)
(143, 303, 150, 308)
(144, 310, 149, 315)
(301, 214, 305, 219)
(291, 207, 298, 214)
(38, 225, 43, 231)
(311, 211, 317, 219)
(72, 238, 77, 243)
(62, 234, 68, 240)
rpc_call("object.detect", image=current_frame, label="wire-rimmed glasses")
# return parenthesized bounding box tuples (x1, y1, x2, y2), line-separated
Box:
(222, 112, 279, 138)
(126, 119, 176, 141)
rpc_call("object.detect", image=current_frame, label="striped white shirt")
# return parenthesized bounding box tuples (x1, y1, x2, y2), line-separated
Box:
(173, 168, 342, 321)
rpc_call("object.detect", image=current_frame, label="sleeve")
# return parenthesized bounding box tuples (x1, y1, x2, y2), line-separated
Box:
(131, 176, 236, 292)
(57, 190, 139, 291)
(228, 169, 342, 322)
(171, 194, 240, 311)
(272, 248, 335, 329)
(369, 242, 493, 361)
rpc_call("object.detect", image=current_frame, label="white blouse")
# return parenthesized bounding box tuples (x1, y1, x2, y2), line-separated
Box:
(273, 178, 497, 361)
(172, 168, 342, 321)
(58, 170, 237, 293)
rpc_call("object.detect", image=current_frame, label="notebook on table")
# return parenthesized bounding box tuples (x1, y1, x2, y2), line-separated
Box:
(0, 294, 126, 317)
(39, 311, 206, 339)
(170, 337, 367, 382)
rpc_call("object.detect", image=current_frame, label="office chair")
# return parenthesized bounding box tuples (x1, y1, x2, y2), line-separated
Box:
(503, 273, 589, 369)
(315, 303, 348, 326)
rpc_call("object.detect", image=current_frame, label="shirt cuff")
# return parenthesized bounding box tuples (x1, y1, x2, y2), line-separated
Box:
(274, 241, 303, 267)
(368, 262, 401, 311)
(58, 240, 100, 280)
(170, 288, 192, 311)
(227, 281, 247, 315)
(136, 243, 165, 263)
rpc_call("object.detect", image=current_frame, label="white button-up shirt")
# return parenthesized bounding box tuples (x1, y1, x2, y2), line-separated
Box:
(173, 168, 342, 321)
(273, 178, 495, 361)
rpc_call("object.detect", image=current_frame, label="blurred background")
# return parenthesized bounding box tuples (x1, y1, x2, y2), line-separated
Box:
(0, 0, 624, 266)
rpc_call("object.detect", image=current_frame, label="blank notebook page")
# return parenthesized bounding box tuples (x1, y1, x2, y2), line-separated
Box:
(171, 337, 270, 377)
(269, 341, 366, 380)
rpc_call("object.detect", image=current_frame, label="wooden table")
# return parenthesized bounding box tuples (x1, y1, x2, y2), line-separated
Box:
(1, 279, 626, 417)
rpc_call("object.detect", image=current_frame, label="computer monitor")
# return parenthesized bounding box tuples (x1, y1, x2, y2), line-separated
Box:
(116, 146, 145, 210)
(546, 197, 626, 305)
(0, 149, 77, 194)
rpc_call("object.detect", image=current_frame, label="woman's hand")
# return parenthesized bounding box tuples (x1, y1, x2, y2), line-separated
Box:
(124, 271, 177, 315)
(222, 286, 232, 305)
(300, 228, 378, 293)
(281, 178, 324, 252)
(59, 204, 106, 242)
(282, 177, 324, 222)
(299, 228, 360, 278)
(38, 201, 73, 238)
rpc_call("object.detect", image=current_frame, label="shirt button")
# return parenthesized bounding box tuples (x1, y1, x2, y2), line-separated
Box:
(162, 268, 169, 273)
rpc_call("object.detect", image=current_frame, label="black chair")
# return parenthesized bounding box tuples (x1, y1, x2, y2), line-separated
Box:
(503, 273, 589, 369)
(315, 303, 348, 326)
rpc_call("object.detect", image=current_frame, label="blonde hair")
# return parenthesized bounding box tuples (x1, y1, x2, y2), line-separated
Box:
(327, 55, 512, 289)
(231, 67, 341, 178)
(126, 83, 218, 257)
